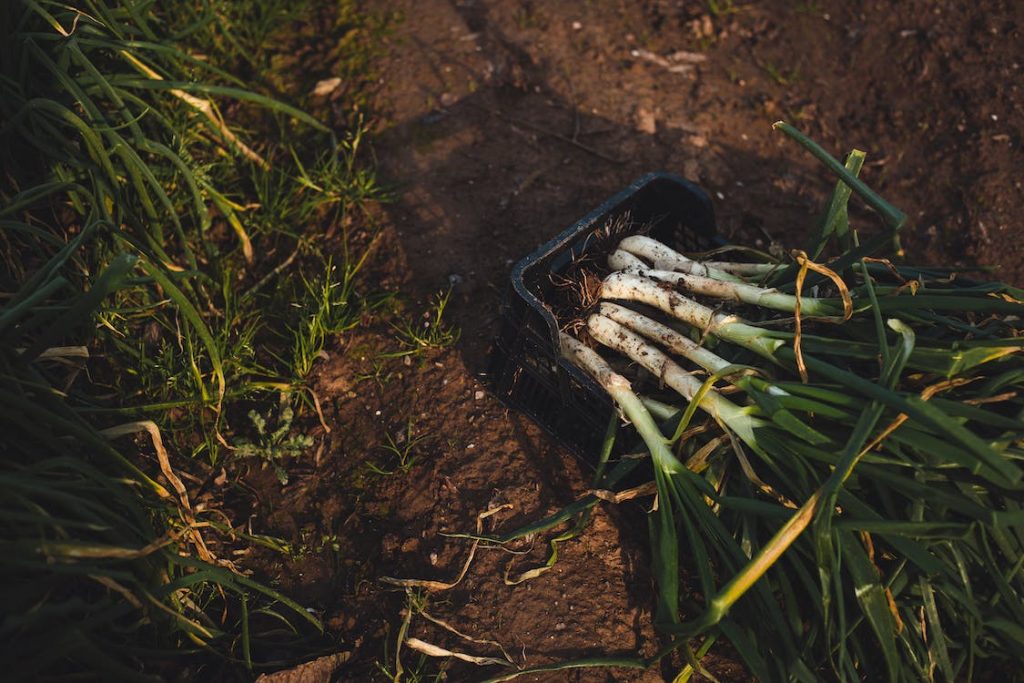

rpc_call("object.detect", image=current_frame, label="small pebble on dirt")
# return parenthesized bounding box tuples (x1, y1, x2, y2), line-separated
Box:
(311, 77, 342, 97)
(474, 390, 485, 400)
(634, 106, 657, 134)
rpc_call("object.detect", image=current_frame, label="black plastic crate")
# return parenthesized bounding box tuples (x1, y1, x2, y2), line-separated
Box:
(488, 172, 724, 472)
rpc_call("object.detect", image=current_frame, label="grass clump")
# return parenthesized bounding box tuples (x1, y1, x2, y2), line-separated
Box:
(1, 0, 388, 677)
(2, 0, 387, 461)
(390, 288, 461, 357)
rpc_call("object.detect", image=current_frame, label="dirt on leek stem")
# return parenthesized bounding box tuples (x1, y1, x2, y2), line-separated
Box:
(618, 265, 840, 316)
(598, 302, 731, 374)
(617, 235, 746, 283)
(586, 315, 762, 447)
(559, 333, 684, 475)
(599, 272, 785, 360)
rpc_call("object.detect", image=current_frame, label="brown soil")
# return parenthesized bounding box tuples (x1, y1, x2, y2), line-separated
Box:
(239, 1, 1024, 681)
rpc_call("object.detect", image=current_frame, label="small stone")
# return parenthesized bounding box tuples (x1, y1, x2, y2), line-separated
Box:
(634, 106, 657, 135)
(312, 77, 342, 97)
(571, 21, 582, 30)
(474, 390, 485, 400)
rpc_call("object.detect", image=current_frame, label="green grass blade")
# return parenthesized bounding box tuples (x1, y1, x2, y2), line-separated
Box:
(23, 254, 137, 360)
(108, 78, 329, 131)
(137, 259, 225, 404)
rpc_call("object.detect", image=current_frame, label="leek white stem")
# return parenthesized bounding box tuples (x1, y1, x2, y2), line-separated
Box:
(618, 235, 745, 283)
(587, 315, 760, 445)
(600, 272, 784, 360)
(612, 244, 779, 280)
(599, 302, 730, 374)
(608, 263, 836, 316)
(608, 249, 649, 272)
(559, 333, 684, 474)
